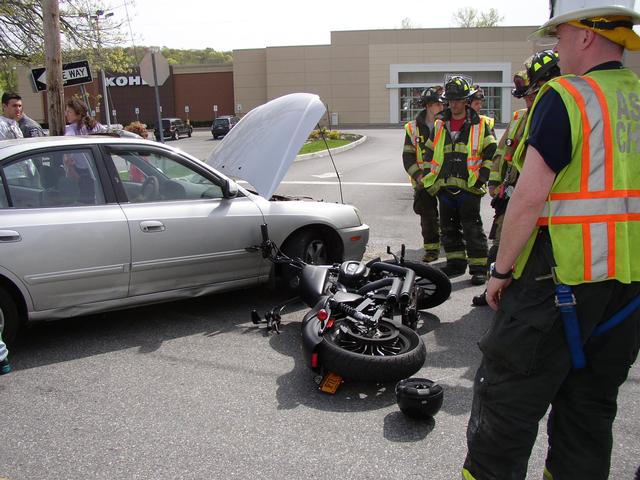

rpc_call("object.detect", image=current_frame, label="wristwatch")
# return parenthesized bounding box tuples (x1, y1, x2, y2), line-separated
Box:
(490, 262, 512, 279)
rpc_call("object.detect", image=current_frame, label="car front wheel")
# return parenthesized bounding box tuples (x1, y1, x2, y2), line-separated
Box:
(172, 130, 179, 140)
(283, 230, 330, 265)
(0, 287, 20, 346)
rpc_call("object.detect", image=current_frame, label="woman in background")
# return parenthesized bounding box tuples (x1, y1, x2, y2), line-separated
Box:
(64, 97, 105, 135)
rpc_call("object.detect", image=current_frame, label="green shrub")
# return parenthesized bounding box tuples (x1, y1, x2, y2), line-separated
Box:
(328, 130, 341, 140)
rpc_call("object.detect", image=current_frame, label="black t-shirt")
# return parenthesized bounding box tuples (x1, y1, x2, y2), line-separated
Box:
(526, 61, 624, 173)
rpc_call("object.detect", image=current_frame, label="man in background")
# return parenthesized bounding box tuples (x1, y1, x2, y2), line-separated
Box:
(2, 92, 45, 138)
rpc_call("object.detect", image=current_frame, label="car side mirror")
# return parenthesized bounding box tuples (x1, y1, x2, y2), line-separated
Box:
(222, 179, 238, 199)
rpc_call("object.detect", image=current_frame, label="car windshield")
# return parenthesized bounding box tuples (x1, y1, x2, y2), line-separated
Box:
(214, 119, 228, 127)
(162, 120, 170, 128)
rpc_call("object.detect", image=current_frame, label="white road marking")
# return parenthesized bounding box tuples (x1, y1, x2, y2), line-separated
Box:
(312, 172, 340, 178)
(281, 180, 411, 187)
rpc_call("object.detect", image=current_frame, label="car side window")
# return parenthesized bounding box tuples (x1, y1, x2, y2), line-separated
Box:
(110, 150, 224, 202)
(0, 149, 105, 209)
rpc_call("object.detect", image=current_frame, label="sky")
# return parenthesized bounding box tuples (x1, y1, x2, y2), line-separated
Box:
(111, 0, 553, 51)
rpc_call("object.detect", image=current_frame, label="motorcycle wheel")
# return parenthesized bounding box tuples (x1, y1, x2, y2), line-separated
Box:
(388, 260, 451, 309)
(317, 319, 426, 382)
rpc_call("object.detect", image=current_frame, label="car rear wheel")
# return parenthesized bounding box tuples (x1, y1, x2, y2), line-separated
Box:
(0, 287, 20, 346)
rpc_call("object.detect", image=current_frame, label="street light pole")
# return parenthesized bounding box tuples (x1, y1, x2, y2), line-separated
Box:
(91, 10, 113, 126)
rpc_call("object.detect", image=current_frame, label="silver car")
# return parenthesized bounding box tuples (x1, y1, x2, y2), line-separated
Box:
(0, 94, 369, 343)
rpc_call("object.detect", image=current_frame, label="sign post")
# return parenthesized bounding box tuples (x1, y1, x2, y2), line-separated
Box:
(140, 49, 170, 143)
(213, 104, 218, 120)
(134, 107, 140, 122)
(185, 105, 190, 125)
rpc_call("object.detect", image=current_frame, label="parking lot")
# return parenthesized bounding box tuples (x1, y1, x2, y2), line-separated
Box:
(1, 129, 638, 479)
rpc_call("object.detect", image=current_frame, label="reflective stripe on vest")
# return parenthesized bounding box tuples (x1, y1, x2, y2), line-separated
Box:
(535, 75, 638, 282)
(467, 121, 484, 178)
(404, 120, 424, 169)
(503, 109, 526, 162)
(428, 120, 446, 176)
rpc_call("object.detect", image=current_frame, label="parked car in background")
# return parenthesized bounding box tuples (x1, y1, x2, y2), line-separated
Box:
(155, 117, 192, 141)
(211, 115, 239, 139)
(0, 94, 369, 344)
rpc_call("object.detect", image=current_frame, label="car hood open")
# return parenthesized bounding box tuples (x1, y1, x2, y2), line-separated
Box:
(207, 93, 325, 199)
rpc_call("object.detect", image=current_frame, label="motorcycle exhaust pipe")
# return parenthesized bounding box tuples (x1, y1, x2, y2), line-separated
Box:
(387, 277, 402, 304)
(399, 269, 416, 305)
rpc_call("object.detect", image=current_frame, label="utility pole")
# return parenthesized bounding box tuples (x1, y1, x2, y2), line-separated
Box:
(42, 0, 64, 136)
(91, 9, 113, 126)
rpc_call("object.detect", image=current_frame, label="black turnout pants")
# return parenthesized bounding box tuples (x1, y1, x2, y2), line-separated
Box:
(464, 230, 640, 480)
(412, 188, 439, 250)
(437, 188, 488, 273)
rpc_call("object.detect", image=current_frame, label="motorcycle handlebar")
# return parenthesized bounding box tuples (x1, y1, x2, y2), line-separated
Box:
(368, 261, 416, 304)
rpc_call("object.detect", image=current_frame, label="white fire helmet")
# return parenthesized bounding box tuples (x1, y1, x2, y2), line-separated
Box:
(533, 0, 640, 41)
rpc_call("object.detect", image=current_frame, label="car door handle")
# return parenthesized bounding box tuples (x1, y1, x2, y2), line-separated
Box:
(0, 230, 21, 242)
(139, 221, 166, 233)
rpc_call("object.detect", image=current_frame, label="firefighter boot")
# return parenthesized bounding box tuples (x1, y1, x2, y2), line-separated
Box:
(439, 259, 467, 278)
(472, 290, 488, 306)
(422, 250, 439, 263)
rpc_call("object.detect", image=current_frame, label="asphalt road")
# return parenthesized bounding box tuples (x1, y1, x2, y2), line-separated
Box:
(1, 129, 638, 480)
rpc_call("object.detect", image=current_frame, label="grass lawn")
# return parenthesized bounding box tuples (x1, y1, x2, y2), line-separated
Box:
(298, 138, 352, 155)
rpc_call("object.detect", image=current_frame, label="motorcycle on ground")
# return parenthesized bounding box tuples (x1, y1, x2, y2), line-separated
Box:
(249, 225, 451, 390)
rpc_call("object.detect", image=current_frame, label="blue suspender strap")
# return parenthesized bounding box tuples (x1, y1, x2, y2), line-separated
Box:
(555, 283, 587, 370)
(555, 283, 640, 369)
(592, 294, 640, 337)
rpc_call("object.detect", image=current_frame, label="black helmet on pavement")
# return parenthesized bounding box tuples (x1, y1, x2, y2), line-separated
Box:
(420, 86, 444, 107)
(395, 378, 444, 419)
(443, 76, 472, 101)
(524, 50, 560, 95)
(511, 70, 530, 98)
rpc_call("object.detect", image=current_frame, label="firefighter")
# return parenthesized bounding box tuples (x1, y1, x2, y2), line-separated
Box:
(463, 1, 640, 478)
(402, 86, 444, 263)
(468, 85, 496, 133)
(422, 76, 497, 284)
(473, 52, 561, 306)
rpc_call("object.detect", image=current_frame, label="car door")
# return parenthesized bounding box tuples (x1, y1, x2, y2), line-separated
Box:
(103, 145, 264, 296)
(0, 146, 131, 311)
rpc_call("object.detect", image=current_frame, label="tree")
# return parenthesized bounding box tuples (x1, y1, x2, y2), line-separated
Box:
(452, 7, 504, 28)
(400, 17, 420, 29)
(0, 0, 129, 91)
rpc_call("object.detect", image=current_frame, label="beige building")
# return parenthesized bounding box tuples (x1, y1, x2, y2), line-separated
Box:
(233, 25, 640, 126)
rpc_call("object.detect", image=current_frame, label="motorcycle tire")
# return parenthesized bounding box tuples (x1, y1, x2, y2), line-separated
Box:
(387, 260, 451, 309)
(317, 319, 426, 382)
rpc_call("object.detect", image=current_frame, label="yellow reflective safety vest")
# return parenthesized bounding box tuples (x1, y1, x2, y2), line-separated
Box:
(480, 114, 495, 131)
(514, 69, 640, 284)
(423, 118, 488, 194)
(489, 108, 528, 183)
(404, 120, 425, 188)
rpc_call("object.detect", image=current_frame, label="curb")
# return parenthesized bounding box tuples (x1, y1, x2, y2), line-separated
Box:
(295, 135, 367, 162)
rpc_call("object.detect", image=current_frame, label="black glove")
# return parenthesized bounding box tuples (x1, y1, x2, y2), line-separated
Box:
(474, 167, 490, 189)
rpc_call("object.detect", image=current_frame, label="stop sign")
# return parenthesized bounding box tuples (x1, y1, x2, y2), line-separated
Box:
(139, 51, 170, 87)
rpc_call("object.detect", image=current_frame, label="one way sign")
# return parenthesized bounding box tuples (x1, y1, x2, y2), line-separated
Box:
(31, 60, 93, 92)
